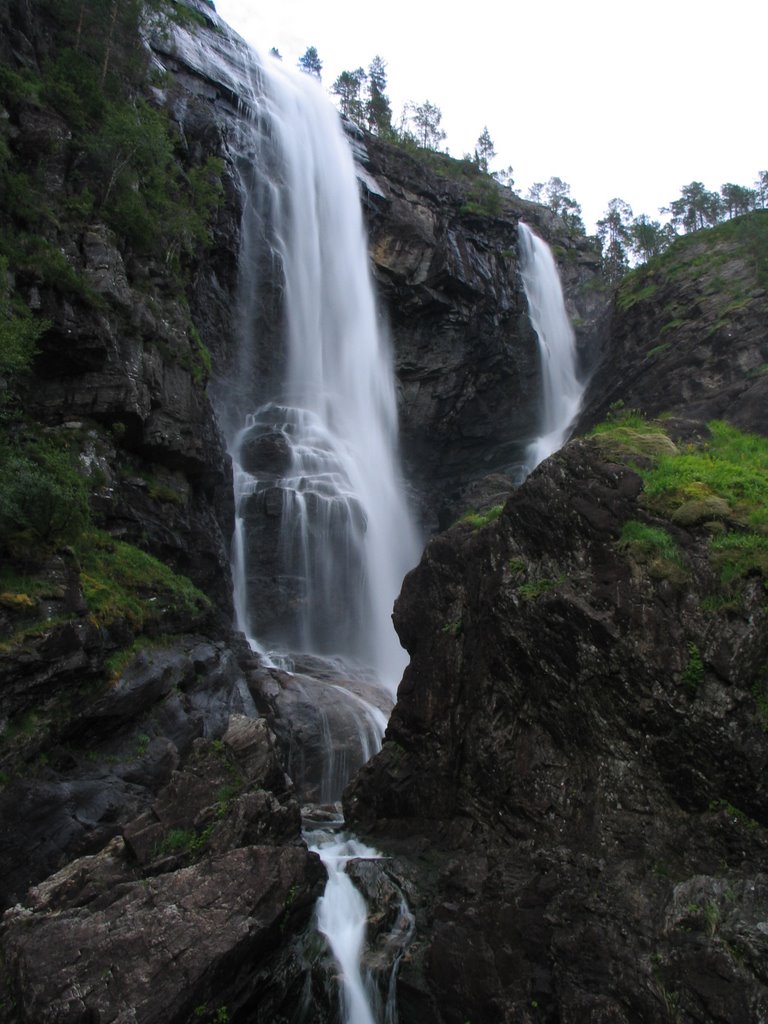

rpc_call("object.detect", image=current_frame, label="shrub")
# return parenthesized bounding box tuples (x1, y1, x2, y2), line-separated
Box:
(0, 440, 89, 551)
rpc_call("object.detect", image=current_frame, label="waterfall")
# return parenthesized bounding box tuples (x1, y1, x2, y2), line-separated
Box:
(518, 222, 583, 473)
(227, 56, 420, 694)
(165, 14, 419, 1023)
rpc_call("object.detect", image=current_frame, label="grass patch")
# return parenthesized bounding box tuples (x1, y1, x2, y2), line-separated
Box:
(155, 824, 214, 859)
(588, 410, 678, 462)
(458, 504, 503, 530)
(593, 414, 768, 595)
(641, 421, 768, 529)
(616, 281, 658, 312)
(646, 342, 671, 358)
(709, 533, 768, 587)
(620, 520, 682, 563)
(77, 530, 210, 630)
(103, 636, 168, 681)
(619, 519, 685, 582)
(517, 575, 567, 601)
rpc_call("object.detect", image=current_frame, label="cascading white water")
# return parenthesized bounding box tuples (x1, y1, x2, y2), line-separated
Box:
(165, 14, 418, 1023)
(518, 222, 584, 473)
(226, 59, 420, 693)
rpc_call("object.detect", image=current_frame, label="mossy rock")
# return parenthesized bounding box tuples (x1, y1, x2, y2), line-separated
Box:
(671, 495, 734, 527)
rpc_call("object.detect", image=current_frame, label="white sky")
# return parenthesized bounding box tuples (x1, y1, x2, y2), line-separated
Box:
(212, 0, 765, 234)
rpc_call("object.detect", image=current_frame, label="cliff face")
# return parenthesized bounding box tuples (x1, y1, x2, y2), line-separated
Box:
(361, 137, 604, 525)
(346, 217, 768, 1022)
(581, 212, 768, 435)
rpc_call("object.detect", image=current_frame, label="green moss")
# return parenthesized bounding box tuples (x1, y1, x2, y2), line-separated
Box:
(189, 324, 212, 386)
(441, 620, 463, 637)
(592, 414, 768, 596)
(517, 575, 567, 601)
(77, 530, 210, 629)
(616, 280, 658, 312)
(588, 410, 678, 462)
(458, 504, 503, 530)
(155, 823, 214, 859)
(642, 421, 768, 529)
(709, 533, 768, 587)
(681, 641, 704, 693)
(104, 636, 168, 680)
(646, 342, 671, 358)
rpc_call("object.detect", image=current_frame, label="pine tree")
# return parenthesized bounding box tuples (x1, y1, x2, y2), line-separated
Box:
(366, 56, 392, 136)
(597, 198, 633, 282)
(332, 68, 367, 125)
(298, 46, 322, 79)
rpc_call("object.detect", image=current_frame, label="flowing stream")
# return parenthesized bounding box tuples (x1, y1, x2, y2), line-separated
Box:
(168, 12, 419, 1022)
(518, 222, 584, 473)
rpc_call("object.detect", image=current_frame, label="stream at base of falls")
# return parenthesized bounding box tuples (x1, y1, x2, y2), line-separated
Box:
(304, 808, 415, 1024)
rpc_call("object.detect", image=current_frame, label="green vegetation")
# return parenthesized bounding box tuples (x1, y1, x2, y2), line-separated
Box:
(641, 421, 768, 530)
(0, 435, 90, 553)
(591, 413, 768, 597)
(77, 530, 210, 630)
(619, 520, 685, 582)
(104, 637, 166, 680)
(681, 642, 704, 693)
(0, 0, 224, 300)
(458, 504, 503, 530)
(620, 520, 681, 564)
(461, 176, 502, 218)
(617, 210, 768, 310)
(708, 799, 760, 831)
(155, 823, 214, 858)
(441, 620, 463, 638)
(517, 575, 568, 601)
(588, 410, 677, 461)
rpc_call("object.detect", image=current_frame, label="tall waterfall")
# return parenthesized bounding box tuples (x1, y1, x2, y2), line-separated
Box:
(213, 47, 421, 690)
(167, 16, 419, 1024)
(518, 223, 583, 473)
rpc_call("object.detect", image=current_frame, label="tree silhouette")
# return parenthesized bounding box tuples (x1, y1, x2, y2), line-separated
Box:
(298, 46, 322, 79)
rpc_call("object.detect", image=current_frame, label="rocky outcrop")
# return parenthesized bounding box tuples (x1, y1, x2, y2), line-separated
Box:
(581, 212, 768, 436)
(361, 137, 605, 526)
(0, 636, 258, 909)
(1, 714, 324, 1024)
(346, 435, 768, 1022)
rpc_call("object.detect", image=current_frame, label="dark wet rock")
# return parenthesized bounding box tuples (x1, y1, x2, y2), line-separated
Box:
(1, 840, 324, 1024)
(251, 658, 391, 804)
(0, 638, 259, 909)
(361, 136, 605, 527)
(346, 438, 768, 1022)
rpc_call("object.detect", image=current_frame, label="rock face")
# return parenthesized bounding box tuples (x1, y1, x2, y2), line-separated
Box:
(1, 714, 325, 1024)
(581, 213, 768, 436)
(361, 138, 604, 526)
(346, 436, 768, 1022)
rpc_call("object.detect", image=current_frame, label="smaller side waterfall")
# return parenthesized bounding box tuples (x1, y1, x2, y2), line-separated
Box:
(518, 222, 583, 473)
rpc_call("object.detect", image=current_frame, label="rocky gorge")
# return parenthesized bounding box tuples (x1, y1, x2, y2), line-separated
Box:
(0, 2, 767, 1023)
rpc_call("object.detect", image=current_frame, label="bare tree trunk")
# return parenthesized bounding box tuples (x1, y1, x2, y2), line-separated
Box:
(100, 0, 119, 86)
(74, 1, 85, 52)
